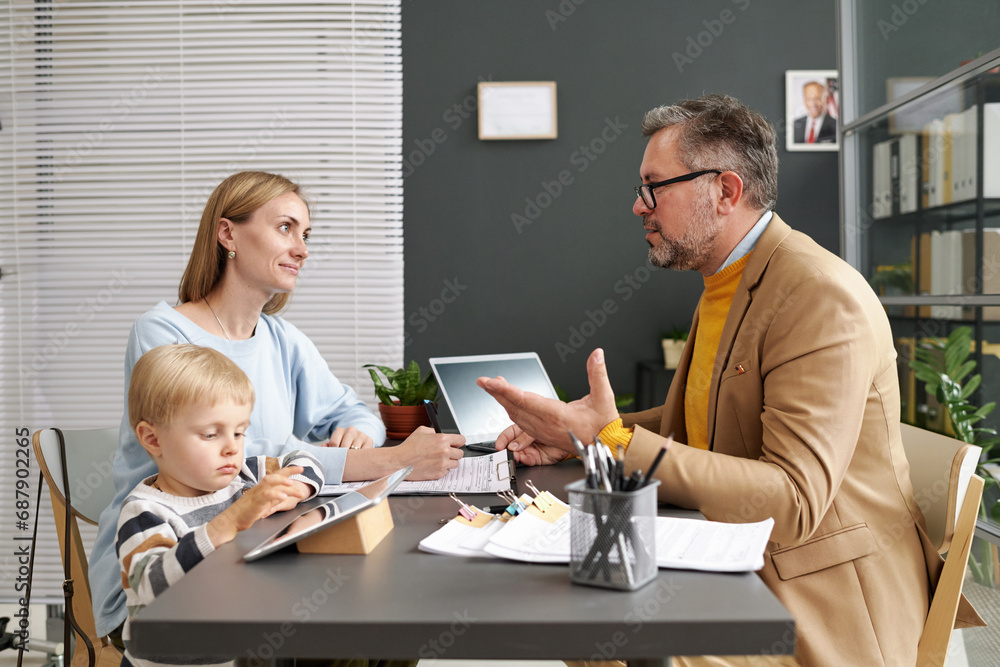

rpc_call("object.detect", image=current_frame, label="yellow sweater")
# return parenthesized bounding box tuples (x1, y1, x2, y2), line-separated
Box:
(599, 253, 752, 453)
(683, 253, 751, 450)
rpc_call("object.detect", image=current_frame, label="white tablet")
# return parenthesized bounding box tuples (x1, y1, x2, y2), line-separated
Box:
(243, 466, 411, 562)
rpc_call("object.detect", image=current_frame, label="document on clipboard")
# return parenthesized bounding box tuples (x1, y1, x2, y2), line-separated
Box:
(320, 450, 514, 496)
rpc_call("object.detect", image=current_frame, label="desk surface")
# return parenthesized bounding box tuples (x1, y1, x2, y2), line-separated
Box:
(130, 458, 794, 664)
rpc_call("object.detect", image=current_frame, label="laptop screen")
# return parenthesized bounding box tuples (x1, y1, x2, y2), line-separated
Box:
(429, 353, 558, 444)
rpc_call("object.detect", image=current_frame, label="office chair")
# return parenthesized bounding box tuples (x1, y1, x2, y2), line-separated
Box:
(32, 427, 122, 667)
(900, 423, 985, 667)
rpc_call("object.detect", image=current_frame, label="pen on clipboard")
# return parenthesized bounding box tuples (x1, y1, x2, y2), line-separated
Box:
(424, 399, 442, 433)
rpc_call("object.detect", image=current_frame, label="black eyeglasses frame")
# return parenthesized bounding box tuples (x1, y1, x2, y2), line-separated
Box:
(634, 169, 722, 209)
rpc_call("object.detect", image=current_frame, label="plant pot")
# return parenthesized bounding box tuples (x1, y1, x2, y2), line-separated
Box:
(662, 339, 686, 370)
(378, 401, 432, 440)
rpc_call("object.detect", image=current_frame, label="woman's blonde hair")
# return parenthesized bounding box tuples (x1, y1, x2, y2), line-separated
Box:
(128, 344, 255, 433)
(178, 171, 308, 315)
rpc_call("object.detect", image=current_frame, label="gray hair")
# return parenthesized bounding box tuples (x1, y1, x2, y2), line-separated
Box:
(641, 94, 778, 212)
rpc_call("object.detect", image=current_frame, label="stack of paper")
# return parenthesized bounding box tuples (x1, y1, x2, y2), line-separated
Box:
(419, 498, 775, 573)
(418, 511, 506, 558)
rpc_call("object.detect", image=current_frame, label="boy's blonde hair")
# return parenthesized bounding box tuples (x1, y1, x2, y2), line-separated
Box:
(128, 344, 255, 433)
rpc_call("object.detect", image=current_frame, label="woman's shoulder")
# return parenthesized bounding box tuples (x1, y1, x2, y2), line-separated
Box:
(255, 312, 326, 369)
(257, 311, 313, 347)
(130, 301, 202, 348)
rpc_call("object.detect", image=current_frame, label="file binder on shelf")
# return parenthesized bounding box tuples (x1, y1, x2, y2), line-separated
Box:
(899, 133, 919, 214)
(985, 103, 1000, 199)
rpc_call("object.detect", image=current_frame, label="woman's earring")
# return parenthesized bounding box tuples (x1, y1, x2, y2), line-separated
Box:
(228, 250, 236, 259)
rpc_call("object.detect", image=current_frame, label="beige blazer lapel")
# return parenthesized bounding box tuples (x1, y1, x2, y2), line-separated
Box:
(704, 214, 793, 448)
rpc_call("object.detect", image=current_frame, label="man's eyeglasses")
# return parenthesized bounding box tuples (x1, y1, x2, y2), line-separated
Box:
(634, 169, 721, 210)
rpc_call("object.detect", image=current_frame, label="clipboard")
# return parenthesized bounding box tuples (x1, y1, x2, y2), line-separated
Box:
(243, 466, 411, 562)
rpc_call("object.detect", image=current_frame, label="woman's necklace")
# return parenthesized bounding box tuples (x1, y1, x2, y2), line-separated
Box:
(204, 297, 232, 341)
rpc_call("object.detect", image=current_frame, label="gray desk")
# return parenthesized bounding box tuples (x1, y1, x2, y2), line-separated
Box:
(130, 459, 794, 665)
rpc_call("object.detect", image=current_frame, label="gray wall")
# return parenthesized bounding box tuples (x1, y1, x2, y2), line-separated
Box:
(401, 0, 840, 423)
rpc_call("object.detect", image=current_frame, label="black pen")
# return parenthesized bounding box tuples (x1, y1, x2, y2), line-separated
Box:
(614, 443, 625, 491)
(424, 399, 442, 433)
(641, 434, 673, 488)
(585, 444, 600, 489)
(624, 469, 644, 491)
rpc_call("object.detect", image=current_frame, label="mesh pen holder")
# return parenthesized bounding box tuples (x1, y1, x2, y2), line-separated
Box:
(566, 479, 659, 591)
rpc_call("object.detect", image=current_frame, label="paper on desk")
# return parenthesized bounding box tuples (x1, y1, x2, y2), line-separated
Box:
(418, 504, 775, 573)
(655, 516, 774, 572)
(483, 507, 572, 563)
(320, 450, 512, 496)
(418, 515, 505, 558)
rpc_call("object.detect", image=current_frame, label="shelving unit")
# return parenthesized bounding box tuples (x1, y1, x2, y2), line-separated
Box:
(838, 14, 1000, 547)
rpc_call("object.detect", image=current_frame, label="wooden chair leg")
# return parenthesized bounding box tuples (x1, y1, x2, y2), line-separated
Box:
(49, 488, 103, 667)
(916, 475, 984, 667)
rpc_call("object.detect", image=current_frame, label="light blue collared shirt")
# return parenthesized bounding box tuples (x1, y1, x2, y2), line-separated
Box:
(716, 210, 773, 274)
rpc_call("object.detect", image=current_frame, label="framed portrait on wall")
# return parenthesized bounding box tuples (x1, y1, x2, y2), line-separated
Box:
(785, 70, 839, 152)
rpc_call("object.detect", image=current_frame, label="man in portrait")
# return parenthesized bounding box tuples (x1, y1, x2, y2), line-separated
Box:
(793, 80, 836, 144)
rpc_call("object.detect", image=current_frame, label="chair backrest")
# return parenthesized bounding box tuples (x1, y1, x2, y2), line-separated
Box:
(900, 424, 985, 667)
(32, 428, 123, 667)
(900, 423, 981, 554)
(34, 427, 119, 525)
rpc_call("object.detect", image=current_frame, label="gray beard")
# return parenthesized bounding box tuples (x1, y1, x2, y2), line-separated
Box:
(645, 195, 721, 272)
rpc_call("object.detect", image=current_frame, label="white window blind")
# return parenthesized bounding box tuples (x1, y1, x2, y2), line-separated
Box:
(0, 0, 403, 603)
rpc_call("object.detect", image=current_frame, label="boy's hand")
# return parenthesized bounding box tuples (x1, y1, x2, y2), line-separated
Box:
(206, 466, 308, 547)
(264, 479, 313, 514)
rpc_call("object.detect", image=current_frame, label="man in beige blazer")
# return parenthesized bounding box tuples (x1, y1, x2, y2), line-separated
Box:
(478, 94, 981, 667)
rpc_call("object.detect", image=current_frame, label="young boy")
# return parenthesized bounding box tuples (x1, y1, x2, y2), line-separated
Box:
(116, 344, 324, 667)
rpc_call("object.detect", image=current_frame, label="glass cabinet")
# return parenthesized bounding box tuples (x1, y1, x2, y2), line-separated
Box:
(839, 3, 1000, 659)
(842, 57, 1000, 441)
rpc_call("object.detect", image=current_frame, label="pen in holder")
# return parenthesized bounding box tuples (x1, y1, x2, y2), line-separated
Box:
(566, 478, 659, 591)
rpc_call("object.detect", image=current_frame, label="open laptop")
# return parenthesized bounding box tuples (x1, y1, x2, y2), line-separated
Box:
(429, 353, 559, 452)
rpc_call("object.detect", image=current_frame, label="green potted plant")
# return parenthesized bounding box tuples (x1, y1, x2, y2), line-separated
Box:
(661, 326, 689, 370)
(870, 262, 914, 297)
(910, 327, 1000, 592)
(363, 360, 440, 439)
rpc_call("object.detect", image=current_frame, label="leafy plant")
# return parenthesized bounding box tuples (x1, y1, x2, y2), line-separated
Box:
(870, 263, 914, 295)
(363, 361, 439, 407)
(661, 326, 689, 342)
(910, 326, 1000, 586)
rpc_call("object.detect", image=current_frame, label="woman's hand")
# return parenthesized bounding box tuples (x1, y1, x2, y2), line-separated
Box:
(341, 426, 465, 482)
(391, 426, 466, 480)
(326, 426, 374, 450)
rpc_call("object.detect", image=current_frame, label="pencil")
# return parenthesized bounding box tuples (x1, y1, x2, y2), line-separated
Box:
(641, 433, 673, 488)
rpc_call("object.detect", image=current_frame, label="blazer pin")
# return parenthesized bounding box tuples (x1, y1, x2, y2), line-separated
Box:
(735, 363, 746, 375)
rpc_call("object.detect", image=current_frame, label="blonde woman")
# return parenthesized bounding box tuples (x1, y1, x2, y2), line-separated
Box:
(90, 171, 464, 648)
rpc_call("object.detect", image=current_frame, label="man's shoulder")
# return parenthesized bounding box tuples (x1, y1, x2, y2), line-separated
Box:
(762, 228, 884, 314)
(762, 224, 866, 287)
(772, 228, 849, 272)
